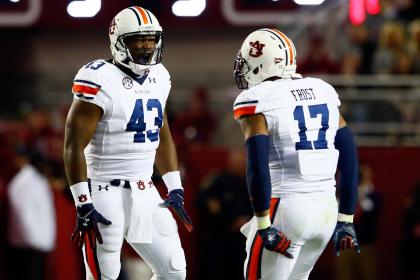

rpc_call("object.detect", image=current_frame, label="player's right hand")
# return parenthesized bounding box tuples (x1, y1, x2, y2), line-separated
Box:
(258, 226, 293, 259)
(71, 203, 112, 247)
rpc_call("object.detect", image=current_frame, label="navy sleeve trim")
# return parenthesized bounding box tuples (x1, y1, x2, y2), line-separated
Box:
(335, 126, 359, 215)
(245, 134, 271, 213)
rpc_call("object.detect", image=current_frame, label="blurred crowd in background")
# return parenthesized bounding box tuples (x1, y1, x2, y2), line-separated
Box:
(0, 0, 419, 279)
(300, 19, 420, 77)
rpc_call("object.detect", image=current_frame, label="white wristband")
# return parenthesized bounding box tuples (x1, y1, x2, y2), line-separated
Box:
(338, 213, 354, 223)
(162, 171, 183, 193)
(256, 215, 271, 230)
(70, 182, 92, 206)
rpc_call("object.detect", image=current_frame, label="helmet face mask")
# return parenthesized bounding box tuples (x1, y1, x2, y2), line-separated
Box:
(109, 7, 163, 74)
(233, 51, 250, 89)
(120, 32, 163, 65)
(233, 28, 299, 89)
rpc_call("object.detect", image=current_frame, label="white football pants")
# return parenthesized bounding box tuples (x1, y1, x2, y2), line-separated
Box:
(243, 191, 338, 280)
(82, 180, 186, 280)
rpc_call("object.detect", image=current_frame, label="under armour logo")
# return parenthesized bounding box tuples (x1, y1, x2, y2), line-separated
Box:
(148, 77, 156, 83)
(249, 41, 265, 57)
(83, 218, 90, 227)
(98, 185, 109, 191)
(78, 194, 87, 203)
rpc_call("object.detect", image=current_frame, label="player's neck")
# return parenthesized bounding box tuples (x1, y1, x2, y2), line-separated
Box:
(113, 60, 149, 77)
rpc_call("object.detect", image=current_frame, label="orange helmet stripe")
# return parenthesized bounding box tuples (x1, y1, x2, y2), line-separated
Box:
(135, 7, 149, 24)
(270, 29, 294, 65)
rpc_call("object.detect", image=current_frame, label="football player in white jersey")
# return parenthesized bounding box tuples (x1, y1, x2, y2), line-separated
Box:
(232, 29, 361, 280)
(63, 7, 192, 280)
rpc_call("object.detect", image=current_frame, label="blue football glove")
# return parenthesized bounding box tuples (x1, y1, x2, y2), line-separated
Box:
(332, 221, 361, 256)
(162, 189, 193, 232)
(71, 203, 112, 247)
(258, 226, 293, 259)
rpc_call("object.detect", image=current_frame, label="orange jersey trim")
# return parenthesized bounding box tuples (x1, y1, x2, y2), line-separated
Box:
(269, 198, 280, 219)
(84, 231, 100, 279)
(247, 236, 263, 280)
(72, 84, 100, 95)
(246, 198, 281, 280)
(233, 106, 257, 120)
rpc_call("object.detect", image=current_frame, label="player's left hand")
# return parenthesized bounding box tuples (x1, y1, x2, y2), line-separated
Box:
(162, 189, 194, 232)
(332, 221, 361, 256)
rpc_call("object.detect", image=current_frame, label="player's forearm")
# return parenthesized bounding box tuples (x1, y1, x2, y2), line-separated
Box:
(63, 143, 88, 185)
(335, 126, 359, 216)
(155, 137, 179, 175)
(246, 134, 272, 230)
(155, 135, 184, 193)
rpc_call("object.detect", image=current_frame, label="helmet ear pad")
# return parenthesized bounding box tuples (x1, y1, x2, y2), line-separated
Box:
(110, 43, 128, 63)
(117, 50, 127, 61)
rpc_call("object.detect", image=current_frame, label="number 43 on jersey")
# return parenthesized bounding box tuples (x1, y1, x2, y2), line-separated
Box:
(126, 99, 163, 143)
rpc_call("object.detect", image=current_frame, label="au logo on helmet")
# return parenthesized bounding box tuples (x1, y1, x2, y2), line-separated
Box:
(249, 41, 265, 57)
(109, 18, 116, 35)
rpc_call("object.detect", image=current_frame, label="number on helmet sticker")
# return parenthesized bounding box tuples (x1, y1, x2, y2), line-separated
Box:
(126, 99, 163, 143)
(294, 103, 329, 150)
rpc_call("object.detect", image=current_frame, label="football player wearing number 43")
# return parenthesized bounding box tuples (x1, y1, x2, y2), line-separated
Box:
(233, 29, 361, 280)
(63, 6, 192, 280)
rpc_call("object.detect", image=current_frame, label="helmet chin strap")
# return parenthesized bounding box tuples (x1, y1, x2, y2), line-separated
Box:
(128, 61, 151, 75)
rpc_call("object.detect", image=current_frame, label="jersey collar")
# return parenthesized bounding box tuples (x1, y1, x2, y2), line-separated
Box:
(112, 60, 150, 86)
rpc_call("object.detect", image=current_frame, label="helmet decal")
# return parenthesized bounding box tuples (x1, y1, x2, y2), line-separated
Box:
(109, 18, 116, 35)
(274, 57, 283, 64)
(249, 41, 265, 57)
(263, 28, 295, 66)
(128, 6, 153, 25)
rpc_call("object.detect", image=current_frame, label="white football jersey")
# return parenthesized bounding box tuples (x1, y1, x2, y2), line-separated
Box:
(72, 59, 171, 181)
(233, 77, 341, 196)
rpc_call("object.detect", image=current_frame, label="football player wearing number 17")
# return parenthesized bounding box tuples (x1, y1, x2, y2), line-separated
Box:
(63, 7, 192, 280)
(233, 29, 361, 280)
